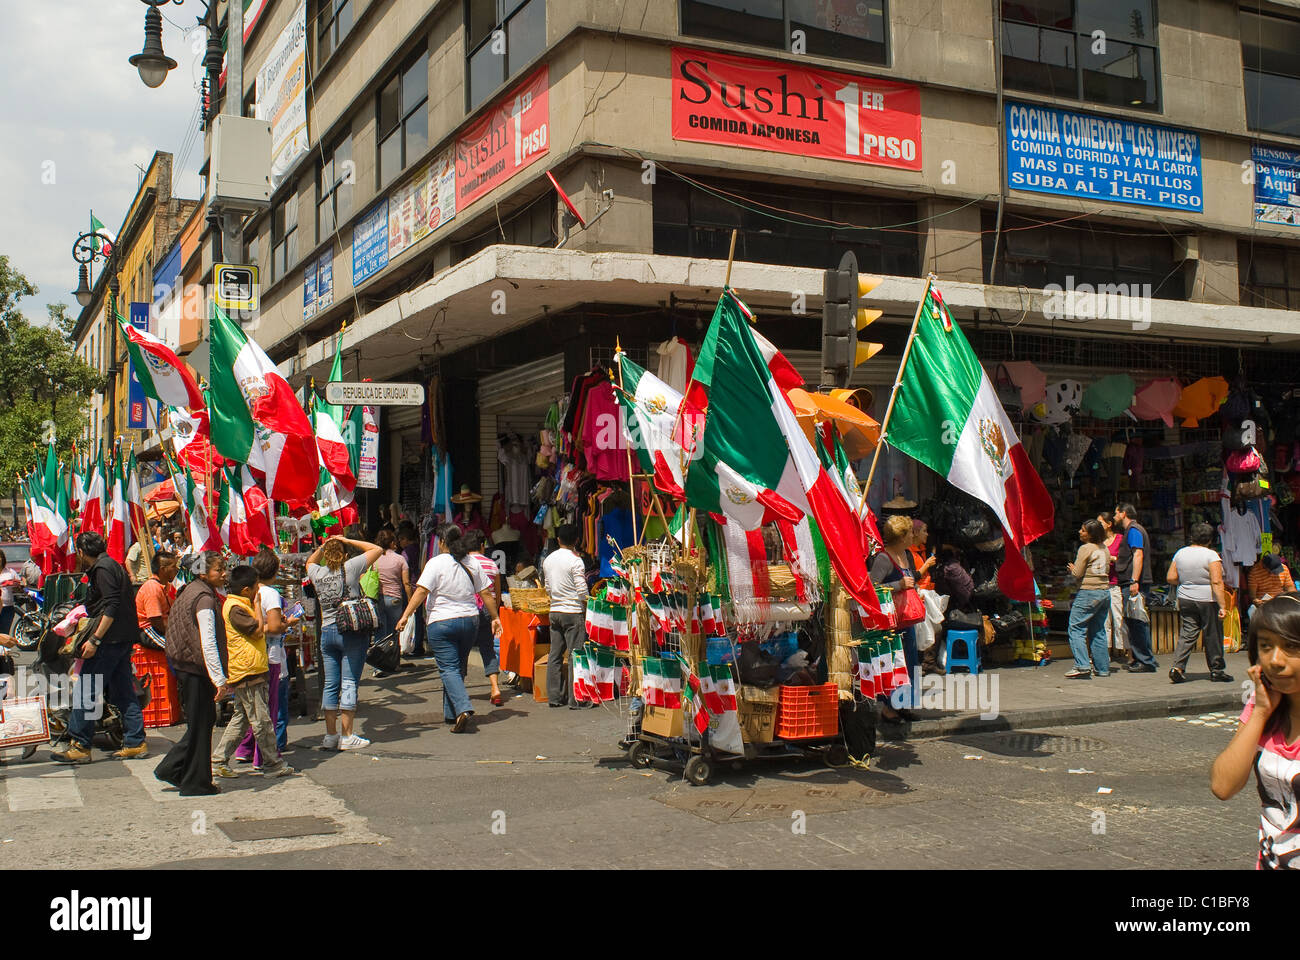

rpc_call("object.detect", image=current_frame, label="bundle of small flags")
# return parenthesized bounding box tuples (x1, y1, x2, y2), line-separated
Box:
(683, 663, 741, 736)
(641, 655, 683, 708)
(584, 594, 632, 652)
(854, 585, 909, 699)
(856, 584, 896, 631)
(572, 644, 624, 704)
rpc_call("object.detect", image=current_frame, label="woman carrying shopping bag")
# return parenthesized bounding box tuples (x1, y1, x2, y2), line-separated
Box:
(1065, 520, 1112, 679)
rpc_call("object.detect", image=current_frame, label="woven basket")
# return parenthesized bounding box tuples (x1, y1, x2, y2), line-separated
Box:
(765, 564, 802, 601)
(508, 588, 551, 615)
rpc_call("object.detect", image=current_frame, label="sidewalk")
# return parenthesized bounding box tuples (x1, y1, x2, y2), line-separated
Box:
(885, 650, 1252, 740)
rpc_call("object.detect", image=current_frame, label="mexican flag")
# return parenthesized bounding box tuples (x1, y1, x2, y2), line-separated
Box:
(588, 647, 620, 701)
(613, 352, 688, 500)
(818, 422, 884, 552)
(641, 656, 682, 708)
(90, 211, 115, 257)
(176, 464, 221, 552)
(125, 450, 148, 555)
(570, 647, 596, 703)
(208, 304, 318, 500)
(884, 286, 1054, 601)
(239, 465, 276, 553)
(170, 405, 229, 478)
(118, 316, 205, 409)
(856, 646, 878, 699)
(106, 451, 132, 563)
(70, 455, 86, 515)
(79, 450, 107, 536)
(315, 342, 357, 491)
(218, 466, 272, 556)
(686, 292, 887, 626)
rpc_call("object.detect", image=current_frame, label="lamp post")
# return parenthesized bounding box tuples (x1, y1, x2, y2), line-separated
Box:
(71, 231, 121, 456)
(130, 0, 228, 129)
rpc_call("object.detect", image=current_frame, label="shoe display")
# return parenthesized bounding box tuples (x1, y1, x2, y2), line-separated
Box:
(51, 744, 92, 764)
(338, 734, 371, 750)
(112, 744, 149, 760)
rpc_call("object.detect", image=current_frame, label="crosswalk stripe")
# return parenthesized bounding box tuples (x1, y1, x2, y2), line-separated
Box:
(3, 765, 84, 812)
(123, 754, 183, 802)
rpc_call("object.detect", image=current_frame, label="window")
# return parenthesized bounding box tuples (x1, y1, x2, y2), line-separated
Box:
(1239, 242, 1300, 311)
(271, 195, 299, 282)
(680, 0, 887, 65)
(982, 211, 1183, 298)
(466, 0, 546, 111)
(317, 0, 354, 66)
(453, 195, 555, 260)
(317, 135, 354, 237)
(1001, 0, 1159, 110)
(247, 234, 260, 271)
(377, 50, 429, 187)
(653, 174, 919, 276)
(1241, 11, 1300, 138)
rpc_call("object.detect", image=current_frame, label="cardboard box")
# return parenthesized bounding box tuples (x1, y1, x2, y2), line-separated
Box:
(737, 685, 780, 744)
(641, 704, 684, 738)
(533, 643, 551, 703)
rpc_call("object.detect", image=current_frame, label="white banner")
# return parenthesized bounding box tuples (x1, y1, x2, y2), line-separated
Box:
(358, 405, 380, 488)
(256, 2, 309, 188)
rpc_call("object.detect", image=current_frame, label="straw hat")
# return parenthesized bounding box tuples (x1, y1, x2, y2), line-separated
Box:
(882, 495, 917, 510)
(451, 484, 482, 504)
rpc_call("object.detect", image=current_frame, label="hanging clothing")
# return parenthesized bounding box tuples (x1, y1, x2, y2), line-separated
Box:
(498, 436, 532, 506)
(1220, 503, 1262, 569)
(656, 337, 695, 394)
(580, 380, 630, 483)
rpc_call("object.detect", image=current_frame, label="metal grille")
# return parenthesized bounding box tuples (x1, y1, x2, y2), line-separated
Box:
(590, 345, 648, 371)
(945, 732, 1109, 756)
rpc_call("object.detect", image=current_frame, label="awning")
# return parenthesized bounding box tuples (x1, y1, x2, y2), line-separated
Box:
(144, 479, 176, 503)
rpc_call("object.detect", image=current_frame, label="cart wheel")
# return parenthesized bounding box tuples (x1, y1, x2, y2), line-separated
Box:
(684, 755, 714, 786)
(628, 740, 654, 769)
(730, 760, 745, 772)
(824, 743, 850, 767)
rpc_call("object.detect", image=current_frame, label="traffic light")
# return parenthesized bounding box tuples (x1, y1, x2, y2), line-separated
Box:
(821, 251, 884, 389)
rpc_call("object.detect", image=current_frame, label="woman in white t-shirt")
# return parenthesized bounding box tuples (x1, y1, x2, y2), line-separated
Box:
(397, 524, 502, 733)
(1167, 522, 1231, 684)
(307, 535, 383, 750)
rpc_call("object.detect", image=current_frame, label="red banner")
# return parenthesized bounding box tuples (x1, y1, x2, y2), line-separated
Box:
(671, 48, 921, 171)
(456, 65, 550, 210)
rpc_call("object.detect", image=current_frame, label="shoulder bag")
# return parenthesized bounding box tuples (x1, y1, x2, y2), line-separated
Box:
(887, 553, 926, 629)
(337, 567, 379, 634)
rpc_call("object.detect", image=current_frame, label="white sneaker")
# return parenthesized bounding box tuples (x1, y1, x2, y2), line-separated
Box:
(338, 734, 370, 751)
(321, 734, 340, 750)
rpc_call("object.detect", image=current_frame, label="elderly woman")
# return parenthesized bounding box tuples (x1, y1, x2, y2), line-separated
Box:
(869, 514, 921, 720)
(307, 535, 383, 751)
(397, 524, 502, 734)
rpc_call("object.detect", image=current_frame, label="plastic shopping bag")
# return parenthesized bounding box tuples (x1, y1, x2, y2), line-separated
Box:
(398, 614, 416, 655)
(914, 589, 949, 652)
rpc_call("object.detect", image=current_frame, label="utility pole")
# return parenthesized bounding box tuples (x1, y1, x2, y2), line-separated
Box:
(221, 0, 245, 265)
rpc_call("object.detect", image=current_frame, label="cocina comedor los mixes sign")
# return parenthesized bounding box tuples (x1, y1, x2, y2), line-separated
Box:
(670, 47, 922, 171)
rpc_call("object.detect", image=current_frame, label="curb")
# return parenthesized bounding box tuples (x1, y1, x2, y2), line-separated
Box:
(880, 690, 1245, 741)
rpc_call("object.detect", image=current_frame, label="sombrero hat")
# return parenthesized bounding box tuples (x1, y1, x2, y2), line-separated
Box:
(882, 495, 917, 510)
(451, 484, 482, 504)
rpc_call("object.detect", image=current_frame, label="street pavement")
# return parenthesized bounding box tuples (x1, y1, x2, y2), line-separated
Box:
(0, 652, 1262, 869)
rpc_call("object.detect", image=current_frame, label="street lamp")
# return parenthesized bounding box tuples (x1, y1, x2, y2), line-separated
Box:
(71, 231, 117, 306)
(129, 1, 178, 89)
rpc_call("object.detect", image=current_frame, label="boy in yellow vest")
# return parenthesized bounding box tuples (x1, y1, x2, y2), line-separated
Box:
(211, 565, 295, 779)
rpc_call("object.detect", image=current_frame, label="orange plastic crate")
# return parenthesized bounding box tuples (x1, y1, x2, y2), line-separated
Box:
(775, 683, 839, 740)
(131, 647, 182, 728)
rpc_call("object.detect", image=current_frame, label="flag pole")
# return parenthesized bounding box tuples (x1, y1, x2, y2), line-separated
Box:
(611, 340, 640, 548)
(858, 274, 935, 517)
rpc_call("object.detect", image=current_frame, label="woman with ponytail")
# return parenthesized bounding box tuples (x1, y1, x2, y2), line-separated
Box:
(398, 523, 502, 733)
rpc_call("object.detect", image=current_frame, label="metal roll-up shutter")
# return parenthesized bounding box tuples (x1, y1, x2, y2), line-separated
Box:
(478, 354, 566, 415)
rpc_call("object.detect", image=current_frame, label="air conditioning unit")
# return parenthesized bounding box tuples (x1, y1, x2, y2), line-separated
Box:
(208, 114, 272, 212)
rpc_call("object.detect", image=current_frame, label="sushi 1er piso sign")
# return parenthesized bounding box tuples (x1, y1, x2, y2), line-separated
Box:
(1004, 101, 1202, 212)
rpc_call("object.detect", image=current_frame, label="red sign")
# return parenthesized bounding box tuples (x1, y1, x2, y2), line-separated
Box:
(456, 65, 550, 210)
(671, 48, 922, 171)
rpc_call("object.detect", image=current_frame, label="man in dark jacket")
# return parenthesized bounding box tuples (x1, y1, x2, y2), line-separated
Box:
(154, 551, 230, 796)
(52, 532, 148, 764)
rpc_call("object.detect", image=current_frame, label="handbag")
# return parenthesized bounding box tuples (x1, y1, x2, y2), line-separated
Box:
(1235, 479, 1263, 500)
(360, 566, 381, 600)
(990, 611, 1027, 639)
(337, 597, 378, 633)
(366, 632, 400, 673)
(1225, 447, 1262, 473)
(886, 554, 926, 628)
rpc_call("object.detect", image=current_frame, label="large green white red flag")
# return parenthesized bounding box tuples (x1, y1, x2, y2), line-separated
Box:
(315, 342, 357, 491)
(168, 405, 227, 476)
(106, 451, 132, 563)
(884, 286, 1055, 601)
(208, 304, 318, 500)
(79, 449, 106, 536)
(176, 464, 221, 552)
(684, 292, 886, 626)
(126, 450, 147, 551)
(118, 315, 205, 409)
(612, 352, 688, 500)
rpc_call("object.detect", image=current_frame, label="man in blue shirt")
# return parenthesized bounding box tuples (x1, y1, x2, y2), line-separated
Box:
(1113, 503, 1158, 672)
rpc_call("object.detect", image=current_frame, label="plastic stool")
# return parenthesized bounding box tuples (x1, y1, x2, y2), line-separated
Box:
(945, 629, 981, 675)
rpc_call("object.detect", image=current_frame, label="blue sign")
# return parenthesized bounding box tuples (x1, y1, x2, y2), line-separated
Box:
(304, 251, 336, 320)
(1253, 146, 1300, 228)
(1005, 102, 1203, 212)
(303, 258, 318, 319)
(352, 199, 389, 286)
(127, 302, 150, 429)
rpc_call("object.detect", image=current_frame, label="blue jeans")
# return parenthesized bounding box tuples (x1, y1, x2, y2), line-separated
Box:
(68, 641, 146, 750)
(320, 622, 368, 712)
(428, 616, 478, 722)
(475, 611, 499, 677)
(1124, 588, 1159, 668)
(1068, 589, 1112, 672)
(379, 595, 404, 642)
(275, 667, 289, 751)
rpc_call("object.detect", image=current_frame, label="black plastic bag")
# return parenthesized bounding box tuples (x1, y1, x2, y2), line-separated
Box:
(366, 633, 400, 673)
(839, 699, 877, 762)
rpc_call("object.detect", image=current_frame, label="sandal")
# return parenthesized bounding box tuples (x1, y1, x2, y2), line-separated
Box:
(490, 693, 504, 706)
